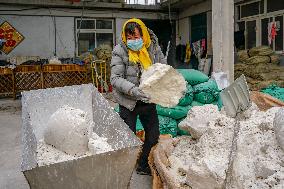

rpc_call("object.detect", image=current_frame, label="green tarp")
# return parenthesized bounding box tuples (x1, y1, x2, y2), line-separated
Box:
(261, 85, 284, 102)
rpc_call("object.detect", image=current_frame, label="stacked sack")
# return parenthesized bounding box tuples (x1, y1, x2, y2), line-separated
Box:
(114, 69, 223, 138)
(156, 69, 223, 137)
(113, 106, 179, 140)
(235, 46, 284, 91)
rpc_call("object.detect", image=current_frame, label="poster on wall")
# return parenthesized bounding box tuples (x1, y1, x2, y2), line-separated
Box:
(0, 21, 25, 54)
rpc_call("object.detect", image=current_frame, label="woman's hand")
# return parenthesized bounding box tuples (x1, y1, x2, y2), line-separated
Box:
(129, 87, 150, 102)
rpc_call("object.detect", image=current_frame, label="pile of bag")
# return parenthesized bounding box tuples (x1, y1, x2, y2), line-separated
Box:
(114, 69, 223, 138)
(235, 46, 284, 91)
(155, 69, 223, 137)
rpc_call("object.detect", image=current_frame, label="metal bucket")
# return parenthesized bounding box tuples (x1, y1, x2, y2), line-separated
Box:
(21, 84, 142, 189)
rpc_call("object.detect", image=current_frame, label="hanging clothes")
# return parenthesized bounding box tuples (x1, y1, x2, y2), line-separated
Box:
(192, 40, 204, 60)
(268, 21, 277, 45)
(185, 42, 191, 64)
(176, 44, 186, 63)
(201, 38, 206, 52)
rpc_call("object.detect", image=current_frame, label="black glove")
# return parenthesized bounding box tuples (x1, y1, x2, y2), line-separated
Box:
(130, 87, 150, 102)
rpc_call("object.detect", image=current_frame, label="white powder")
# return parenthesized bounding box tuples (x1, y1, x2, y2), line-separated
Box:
(229, 107, 284, 189)
(37, 106, 114, 166)
(166, 105, 284, 189)
(178, 105, 220, 139)
(88, 132, 113, 154)
(44, 106, 91, 156)
(37, 139, 80, 166)
(140, 63, 187, 108)
(274, 108, 284, 151)
(37, 132, 114, 166)
(167, 137, 197, 187)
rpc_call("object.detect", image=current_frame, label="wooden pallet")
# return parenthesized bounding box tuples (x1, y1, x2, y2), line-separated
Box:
(14, 65, 42, 93)
(0, 68, 14, 98)
(0, 63, 110, 99)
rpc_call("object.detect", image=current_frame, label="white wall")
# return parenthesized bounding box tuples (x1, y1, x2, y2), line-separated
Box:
(207, 11, 213, 55)
(0, 5, 174, 59)
(177, 17, 190, 45)
(0, 15, 54, 58)
(179, 0, 212, 19)
(55, 17, 76, 58)
(0, 15, 75, 59)
(176, 0, 212, 46)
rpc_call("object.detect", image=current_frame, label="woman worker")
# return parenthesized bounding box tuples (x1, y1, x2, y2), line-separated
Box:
(110, 18, 167, 175)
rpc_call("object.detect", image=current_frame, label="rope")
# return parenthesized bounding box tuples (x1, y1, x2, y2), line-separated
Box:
(91, 60, 109, 93)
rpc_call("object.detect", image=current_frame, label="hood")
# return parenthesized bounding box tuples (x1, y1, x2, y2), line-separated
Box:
(119, 28, 158, 52)
(121, 18, 151, 48)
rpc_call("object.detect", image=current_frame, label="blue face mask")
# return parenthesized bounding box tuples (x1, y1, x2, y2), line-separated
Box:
(127, 38, 143, 51)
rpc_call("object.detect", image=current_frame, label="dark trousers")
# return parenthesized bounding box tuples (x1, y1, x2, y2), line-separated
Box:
(119, 101, 160, 169)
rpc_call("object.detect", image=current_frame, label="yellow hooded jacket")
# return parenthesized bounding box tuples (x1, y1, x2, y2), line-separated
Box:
(121, 18, 152, 70)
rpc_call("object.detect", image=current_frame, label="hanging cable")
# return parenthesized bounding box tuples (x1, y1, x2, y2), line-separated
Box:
(77, 1, 85, 43)
(165, 0, 174, 61)
(48, 8, 70, 57)
(48, 9, 57, 56)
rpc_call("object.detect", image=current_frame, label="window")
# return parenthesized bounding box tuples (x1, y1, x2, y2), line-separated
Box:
(96, 20, 112, 29)
(235, 22, 245, 50)
(240, 0, 264, 18)
(246, 20, 257, 49)
(77, 20, 95, 29)
(236, 0, 284, 51)
(76, 19, 114, 56)
(261, 18, 270, 46)
(78, 33, 96, 55)
(275, 16, 283, 51)
(238, 21, 245, 31)
(96, 33, 113, 48)
(267, 0, 284, 13)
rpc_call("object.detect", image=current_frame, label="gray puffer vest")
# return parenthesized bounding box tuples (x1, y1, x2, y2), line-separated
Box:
(110, 29, 167, 111)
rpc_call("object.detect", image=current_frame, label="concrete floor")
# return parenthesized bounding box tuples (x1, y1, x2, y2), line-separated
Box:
(0, 98, 152, 189)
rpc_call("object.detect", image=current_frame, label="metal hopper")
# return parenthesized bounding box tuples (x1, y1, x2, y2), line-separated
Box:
(21, 84, 142, 189)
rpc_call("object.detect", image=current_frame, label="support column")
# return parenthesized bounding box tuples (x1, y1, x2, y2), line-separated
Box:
(212, 0, 234, 83)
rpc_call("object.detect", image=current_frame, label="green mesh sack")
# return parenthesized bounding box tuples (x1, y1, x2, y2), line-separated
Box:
(191, 100, 205, 106)
(193, 79, 220, 104)
(177, 69, 209, 86)
(156, 105, 192, 120)
(178, 84, 194, 106)
(212, 95, 223, 110)
(158, 115, 178, 137)
(261, 85, 284, 102)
